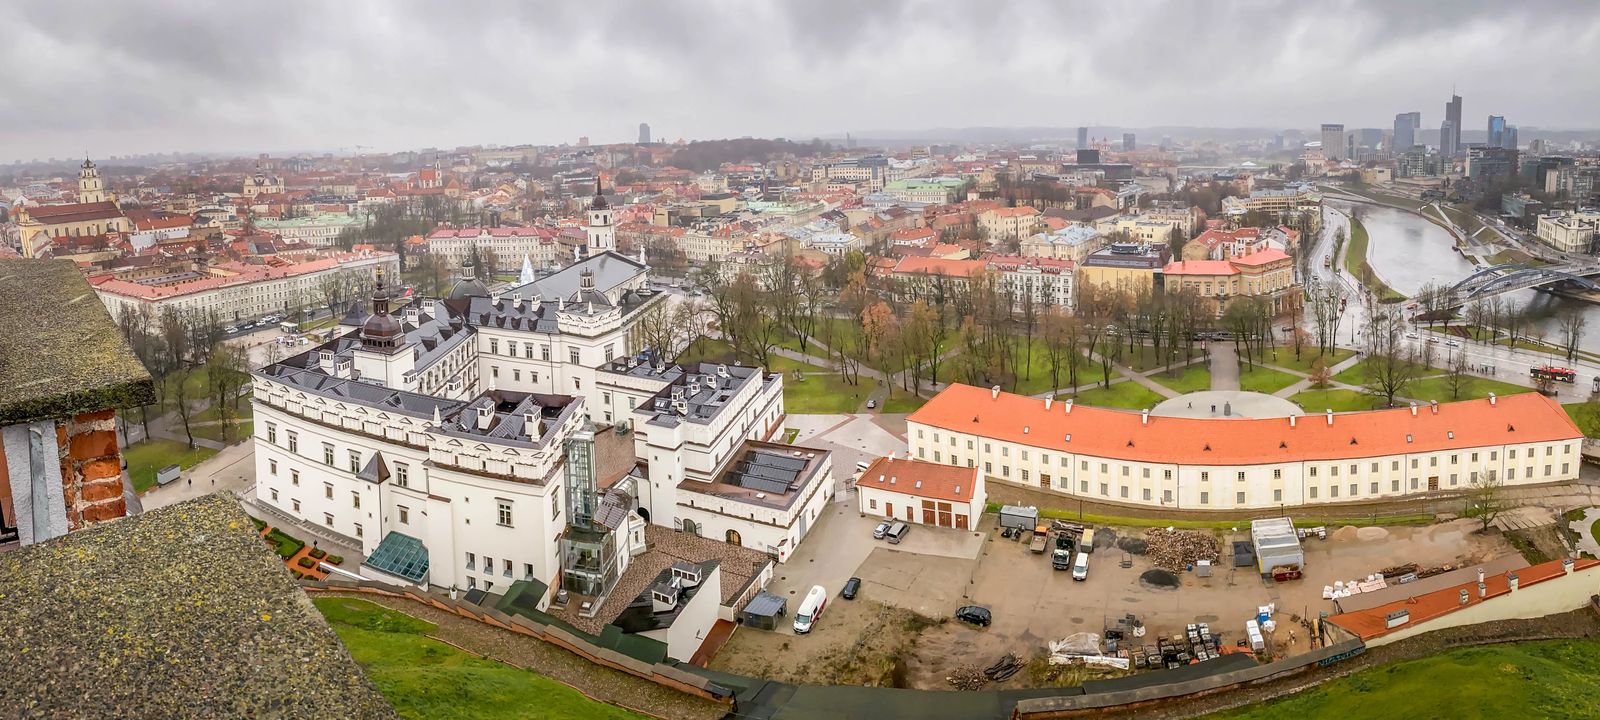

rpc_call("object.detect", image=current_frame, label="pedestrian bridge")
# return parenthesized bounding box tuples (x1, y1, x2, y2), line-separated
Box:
(1443, 263, 1600, 306)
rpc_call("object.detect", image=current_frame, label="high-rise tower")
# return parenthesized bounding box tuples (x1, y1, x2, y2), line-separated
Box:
(1443, 93, 1463, 156)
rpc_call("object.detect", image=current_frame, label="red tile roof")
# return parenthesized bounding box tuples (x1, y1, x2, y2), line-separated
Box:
(891, 256, 988, 278)
(907, 384, 1582, 466)
(859, 457, 979, 503)
(1327, 557, 1600, 640)
(1163, 259, 1239, 276)
(1228, 248, 1292, 266)
(23, 201, 123, 224)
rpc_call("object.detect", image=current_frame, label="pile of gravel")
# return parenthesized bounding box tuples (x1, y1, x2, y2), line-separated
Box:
(1139, 569, 1181, 589)
(1117, 537, 1149, 555)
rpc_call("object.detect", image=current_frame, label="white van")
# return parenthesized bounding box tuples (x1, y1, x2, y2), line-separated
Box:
(794, 585, 828, 634)
(885, 521, 909, 545)
(1071, 551, 1090, 581)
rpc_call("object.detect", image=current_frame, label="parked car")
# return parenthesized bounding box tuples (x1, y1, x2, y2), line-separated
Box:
(841, 577, 861, 600)
(1404, 331, 1418, 339)
(955, 605, 992, 627)
(873, 521, 891, 539)
(865, 399, 877, 409)
(1446, 339, 1462, 348)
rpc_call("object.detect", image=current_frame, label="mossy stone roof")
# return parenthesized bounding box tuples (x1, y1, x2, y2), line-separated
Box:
(0, 259, 154, 425)
(0, 493, 398, 718)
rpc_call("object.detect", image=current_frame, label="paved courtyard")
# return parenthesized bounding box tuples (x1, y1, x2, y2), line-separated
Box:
(1152, 390, 1301, 419)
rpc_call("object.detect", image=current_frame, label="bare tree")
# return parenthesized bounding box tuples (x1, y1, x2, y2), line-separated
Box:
(1559, 308, 1588, 363)
(1465, 470, 1509, 534)
(1362, 304, 1424, 407)
(1443, 351, 1474, 401)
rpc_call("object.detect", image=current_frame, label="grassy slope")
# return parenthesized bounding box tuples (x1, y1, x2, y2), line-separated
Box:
(1149, 364, 1211, 394)
(124, 439, 219, 492)
(1209, 639, 1600, 720)
(1266, 348, 1356, 375)
(1565, 403, 1600, 438)
(315, 597, 651, 720)
(1288, 388, 1375, 413)
(1237, 365, 1299, 394)
(1058, 382, 1166, 410)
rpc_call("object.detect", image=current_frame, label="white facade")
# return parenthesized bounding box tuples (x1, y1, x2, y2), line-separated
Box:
(1535, 210, 1600, 254)
(906, 385, 1584, 512)
(427, 227, 560, 271)
(93, 252, 398, 323)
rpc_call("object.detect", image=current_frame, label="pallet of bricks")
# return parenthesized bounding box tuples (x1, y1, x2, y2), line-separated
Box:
(1186, 623, 1219, 662)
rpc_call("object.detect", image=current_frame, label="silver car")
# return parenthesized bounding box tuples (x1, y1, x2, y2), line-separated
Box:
(873, 521, 891, 539)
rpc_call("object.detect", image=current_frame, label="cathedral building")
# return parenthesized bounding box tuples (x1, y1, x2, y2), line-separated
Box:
(14, 159, 130, 257)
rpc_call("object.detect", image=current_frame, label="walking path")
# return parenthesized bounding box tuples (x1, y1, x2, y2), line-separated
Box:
(1209, 344, 1241, 391)
(1568, 507, 1600, 557)
(1271, 352, 1365, 398)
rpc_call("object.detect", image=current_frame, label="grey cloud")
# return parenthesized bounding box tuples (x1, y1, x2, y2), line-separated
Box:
(1, 0, 1597, 161)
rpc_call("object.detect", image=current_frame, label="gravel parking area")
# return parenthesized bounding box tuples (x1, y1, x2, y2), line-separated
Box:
(322, 593, 728, 720)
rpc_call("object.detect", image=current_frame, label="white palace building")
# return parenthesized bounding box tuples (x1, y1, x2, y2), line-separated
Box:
(250, 185, 831, 655)
(906, 384, 1585, 511)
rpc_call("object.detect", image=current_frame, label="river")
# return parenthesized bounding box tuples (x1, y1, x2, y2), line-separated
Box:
(1332, 200, 1600, 343)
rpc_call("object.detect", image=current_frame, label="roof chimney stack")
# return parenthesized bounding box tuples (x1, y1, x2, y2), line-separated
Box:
(476, 404, 493, 431)
(1289, 414, 1297, 428)
(1044, 397, 1053, 410)
(1477, 581, 1487, 599)
(1142, 409, 1149, 426)
(1564, 558, 1575, 575)
(1410, 402, 1418, 417)
(1508, 572, 1519, 592)
(1477, 567, 1485, 584)
(1065, 399, 1074, 414)
(1458, 589, 1469, 605)
(1489, 392, 1497, 406)
(1430, 400, 1439, 414)
(1326, 409, 1334, 426)
(991, 385, 1001, 399)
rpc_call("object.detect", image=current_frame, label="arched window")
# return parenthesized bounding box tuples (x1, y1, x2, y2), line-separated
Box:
(725, 529, 742, 546)
(682, 519, 699, 536)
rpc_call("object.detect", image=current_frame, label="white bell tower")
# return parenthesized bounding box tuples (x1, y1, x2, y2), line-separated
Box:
(585, 177, 614, 255)
(78, 158, 106, 204)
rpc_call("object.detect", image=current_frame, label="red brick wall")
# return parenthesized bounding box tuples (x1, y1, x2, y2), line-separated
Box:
(58, 409, 128, 530)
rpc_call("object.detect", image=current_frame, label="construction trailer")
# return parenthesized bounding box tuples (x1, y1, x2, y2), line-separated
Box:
(998, 505, 1039, 530)
(1250, 517, 1303, 579)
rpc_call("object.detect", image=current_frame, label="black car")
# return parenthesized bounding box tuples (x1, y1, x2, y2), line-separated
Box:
(841, 577, 862, 600)
(955, 605, 992, 627)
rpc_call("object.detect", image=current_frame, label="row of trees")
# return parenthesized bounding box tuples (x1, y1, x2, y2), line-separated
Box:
(113, 305, 251, 447)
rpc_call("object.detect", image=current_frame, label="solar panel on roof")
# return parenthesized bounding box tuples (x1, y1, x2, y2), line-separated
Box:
(729, 473, 792, 495)
(749, 452, 807, 472)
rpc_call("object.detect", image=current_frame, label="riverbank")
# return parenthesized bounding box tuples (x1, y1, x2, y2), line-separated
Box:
(1342, 214, 1406, 303)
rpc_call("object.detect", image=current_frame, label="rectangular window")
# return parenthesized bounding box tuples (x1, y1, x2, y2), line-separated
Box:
(1330, 485, 1339, 497)
(1200, 491, 1209, 504)
(322, 443, 334, 466)
(354, 523, 363, 538)
(551, 494, 560, 520)
(1392, 480, 1400, 492)
(507, 341, 516, 356)
(524, 345, 534, 359)
(1001, 466, 1010, 478)
(1164, 469, 1172, 480)
(1309, 487, 1318, 499)
(492, 366, 500, 379)
(498, 500, 513, 527)
(1349, 483, 1357, 496)
(1021, 469, 1029, 481)
(524, 563, 535, 579)
(271, 488, 279, 502)
(1371, 462, 1379, 473)
(1508, 468, 1516, 480)
(1237, 471, 1245, 481)
(484, 557, 493, 575)
(569, 347, 580, 364)
(349, 449, 361, 473)
(324, 482, 333, 499)
(984, 461, 992, 473)
(287, 432, 298, 453)
(489, 339, 499, 354)
(1099, 483, 1108, 496)
(292, 499, 301, 512)
(1509, 449, 1517, 459)
(395, 463, 409, 488)
(1143, 488, 1152, 501)
(1201, 471, 1209, 482)
(466, 552, 475, 571)
(1236, 491, 1245, 504)
(269, 459, 278, 476)
(1119, 486, 1128, 498)
(541, 345, 551, 361)
(1001, 447, 1009, 457)
(398, 506, 409, 524)
(513, 369, 521, 382)
(323, 513, 334, 527)
(266, 423, 277, 444)
(1331, 465, 1339, 477)
(1309, 467, 1317, 477)
(1020, 450, 1029, 461)
(1273, 468, 1282, 480)
(869, 498, 877, 509)
(352, 492, 361, 509)
(605, 344, 615, 362)
(1162, 490, 1172, 503)
(1371, 482, 1379, 494)
(291, 469, 300, 486)
(503, 559, 512, 577)
(1273, 489, 1282, 502)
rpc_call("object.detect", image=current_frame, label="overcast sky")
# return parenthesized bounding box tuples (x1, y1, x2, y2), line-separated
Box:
(5, 0, 1599, 162)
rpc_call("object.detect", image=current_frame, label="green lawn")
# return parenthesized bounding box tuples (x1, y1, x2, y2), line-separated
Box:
(1565, 403, 1600, 438)
(1058, 381, 1166, 410)
(1287, 388, 1378, 413)
(1333, 358, 1435, 386)
(1266, 347, 1356, 375)
(881, 392, 928, 413)
(785, 372, 869, 414)
(674, 336, 739, 366)
(1208, 639, 1600, 720)
(123, 438, 220, 492)
(1238, 365, 1300, 394)
(937, 340, 1115, 396)
(1343, 216, 1407, 303)
(1149, 364, 1211, 394)
(191, 420, 253, 444)
(1404, 376, 1532, 404)
(1105, 342, 1204, 373)
(315, 597, 651, 720)
(194, 401, 254, 424)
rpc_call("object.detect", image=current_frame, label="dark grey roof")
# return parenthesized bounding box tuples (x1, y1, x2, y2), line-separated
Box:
(448, 276, 490, 299)
(742, 591, 787, 618)
(258, 363, 463, 419)
(363, 531, 430, 583)
(0, 494, 397, 718)
(0, 259, 154, 425)
(594, 486, 634, 530)
(358, 451, 391, 484)
(509, 250, 644, 300)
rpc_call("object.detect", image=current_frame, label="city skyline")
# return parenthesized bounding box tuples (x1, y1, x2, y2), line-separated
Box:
(4, 0, 1600, 161)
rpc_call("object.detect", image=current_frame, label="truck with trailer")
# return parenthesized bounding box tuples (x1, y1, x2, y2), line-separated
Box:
(1049, 520, 1083, 570)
